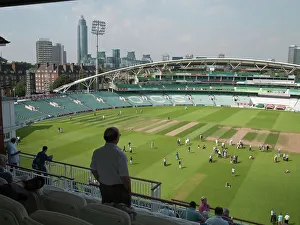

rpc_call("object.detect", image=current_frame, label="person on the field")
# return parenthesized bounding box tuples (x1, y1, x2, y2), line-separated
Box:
(231, 168, 235, 176)
(202, 145, 206, 149)
(218, 150, 222, 158)
(225, 182, 231, 188)
(200, 134, 203, 141)
(69, 116, 72, 120)
(102, 115, 105, 120)
(229, 139, 233, 146)
(271, 212, 277, 225)
(163, 157, 167, 167)
(90, 127, 131, 206)
(129, 147, 132, 153)
(215, 139, 218, 146)
(198, 145, 201, 150)
(151, 141, 154, 149)
(178, 160, 182, 169)
(128, 142, 131, 148)
(249, 145, 252, 151)
(209, 154, 213, 163)
(284, 213, 290, 224)
(188, 146, 191, 153)
(221, 142, 225, 149)
(177, 138, 181, 146)
(278, 213, 283, 225)
(16, 136, 21, 145)
(123, 146, 126, 152)
(176, 152, 179, 160)
(129, 157, 132, 165)
(277, 149, 281, 157)
(168, 116, 170, 120)
(274, 155, 278, 163)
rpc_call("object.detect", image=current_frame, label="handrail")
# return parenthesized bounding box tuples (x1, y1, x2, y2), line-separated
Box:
(89, 183, 187, 208)
(6, 163, 73, 180)
(20, 152, 161, 185)
(171, 198, 263, 225)
(20, 152, 89, 170)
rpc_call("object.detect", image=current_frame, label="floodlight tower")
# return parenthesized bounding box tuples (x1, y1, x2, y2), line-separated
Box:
(91, 20, 106, 90)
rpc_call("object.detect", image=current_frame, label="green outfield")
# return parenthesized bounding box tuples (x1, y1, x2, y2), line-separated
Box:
(17, 106, 300, 224)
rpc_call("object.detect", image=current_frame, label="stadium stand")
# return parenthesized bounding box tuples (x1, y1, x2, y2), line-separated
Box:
(51, 96, 91, 112)
(14, 102, 47, 123)
(93, 92, 131, 108)
(145, 93, 173, 106)
(119, 93, 152, 107)
(68, 93, 111, 110)
(167, 93, 194, 106)
(25, 100, 69, 116)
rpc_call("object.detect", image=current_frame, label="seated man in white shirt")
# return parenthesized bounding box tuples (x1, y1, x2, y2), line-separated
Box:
(90, 127, 131, 206)
(206, 207, 229, 225)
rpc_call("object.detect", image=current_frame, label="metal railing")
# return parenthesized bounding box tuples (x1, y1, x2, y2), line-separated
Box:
(6, 164, 262, 225)
(19, 152, 161, 198)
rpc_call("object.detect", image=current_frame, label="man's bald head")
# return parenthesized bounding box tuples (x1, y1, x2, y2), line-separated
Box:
(104, 127, 120, 143)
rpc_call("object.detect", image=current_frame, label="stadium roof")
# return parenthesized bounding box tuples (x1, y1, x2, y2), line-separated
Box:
(54, 57, 300, 93)
(0, 36, 10, 46)
(0, 0, 73, 8)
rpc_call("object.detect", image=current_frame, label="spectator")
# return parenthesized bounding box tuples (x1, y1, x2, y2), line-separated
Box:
(222, 208, 233, 225)
(7, 138, 20, 166)
(199, 196, 210, 214)
(0, 155, 13, 183)
(0, 176, 45, 203)
(187, 201, 205, 223)
(159, 206, 175, 217)
(32, 146, 53, 173)
(90, 127, 131, 206)
(205, 207, 229, 225)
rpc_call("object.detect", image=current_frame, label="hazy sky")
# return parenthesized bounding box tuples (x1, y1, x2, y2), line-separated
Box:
(1, 0, 300, 63)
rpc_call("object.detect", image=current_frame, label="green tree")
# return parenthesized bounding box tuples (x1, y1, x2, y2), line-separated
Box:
(51, 74, 72, 91)
(15, 81, 26, 97)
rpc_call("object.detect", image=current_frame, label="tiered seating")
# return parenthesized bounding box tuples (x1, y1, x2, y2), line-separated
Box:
(119, 93, 152, 106)
(26, 100, 69, 116)
(190, 94, 214, 106)
(167, 93, 194, 105)
(145, 93, 173, 106)
(93, 92, 131, 108)
(251, 97, 298, 108)
(214, 95, 236, 106)
(14, 103, 46, 123)
(69, 94, 110, 110)
(117, 84, 141, 89)
(51, 97, 90, 112)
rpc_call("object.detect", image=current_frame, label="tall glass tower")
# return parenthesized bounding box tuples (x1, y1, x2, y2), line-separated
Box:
(77, 16, 88, 64)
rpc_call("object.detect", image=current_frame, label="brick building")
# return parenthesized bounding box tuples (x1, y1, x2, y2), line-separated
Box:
(35, 63, 95, 93)
(0, 62, 34, 96)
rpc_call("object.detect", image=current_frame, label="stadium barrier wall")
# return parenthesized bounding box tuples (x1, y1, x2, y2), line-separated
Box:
(19, 152, 162, 198)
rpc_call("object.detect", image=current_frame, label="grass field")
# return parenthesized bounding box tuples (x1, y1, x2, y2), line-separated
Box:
(17, 106, 300, 224)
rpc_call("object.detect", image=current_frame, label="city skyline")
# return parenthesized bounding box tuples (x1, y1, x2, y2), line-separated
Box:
(1, 0, 300, 64)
